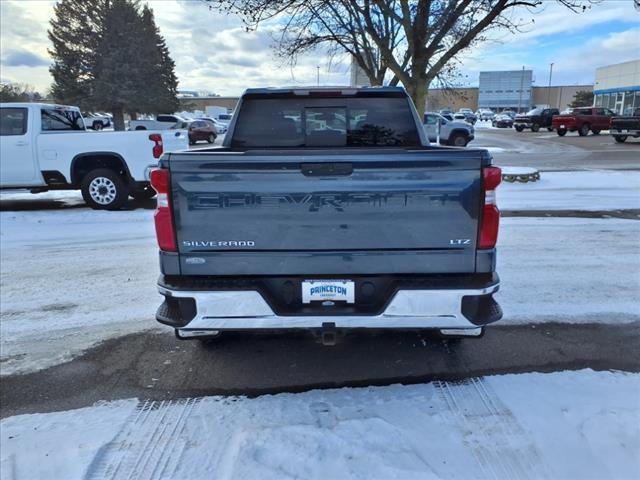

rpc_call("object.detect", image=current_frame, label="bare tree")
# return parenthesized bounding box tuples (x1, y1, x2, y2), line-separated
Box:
(207, 0, 595, 116)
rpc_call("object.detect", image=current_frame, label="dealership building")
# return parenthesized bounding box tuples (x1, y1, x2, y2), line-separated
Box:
(593, 60, 640, 115)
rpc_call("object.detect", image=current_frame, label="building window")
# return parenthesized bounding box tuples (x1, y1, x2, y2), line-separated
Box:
(595, 94, 603, 107)
(634, 91, 640, 109)
(623, 91, 634, 115)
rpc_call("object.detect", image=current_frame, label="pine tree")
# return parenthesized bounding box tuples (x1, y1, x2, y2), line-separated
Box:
(140, 5, 179, 115)
(48, 0, 109, 107)
(569, 90, 594, 108)
(48, 0, 179, 130)
(91, 1, 148, 130)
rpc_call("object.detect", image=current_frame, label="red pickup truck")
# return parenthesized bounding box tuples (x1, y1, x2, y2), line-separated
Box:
(552, 107, 616, 137)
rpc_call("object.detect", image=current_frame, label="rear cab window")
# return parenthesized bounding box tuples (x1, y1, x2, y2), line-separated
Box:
(231, 93, 421, 148)
(41, 107, 84, 131)
(0, 107, 28, 136)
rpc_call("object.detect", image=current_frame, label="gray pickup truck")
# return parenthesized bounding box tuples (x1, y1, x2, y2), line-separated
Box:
(150, 86, 502, 345)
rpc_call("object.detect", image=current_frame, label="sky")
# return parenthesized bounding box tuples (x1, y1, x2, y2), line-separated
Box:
(0, 0, 638, 97)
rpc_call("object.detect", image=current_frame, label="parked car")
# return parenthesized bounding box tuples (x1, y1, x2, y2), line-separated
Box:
(458, 108, 478, 124)
(610, 107, 640, 143)
(82, 112, 111, 130)
(423, 112, 475, 146)
(500, 110, 516, 119)
(215, 113, 233, 127)
(478, 109, 495, 121)
(513, 107, 559, 132)
(452, 112, 467, 122)
(0, 103, 188, 209)
(197, 117, 227, 134)
(551, 107, 616, 137)
(492, 114, 514, 128)
(175, 120, 217, 145)
(438, 109, 453, 116)
(129, 114, 186, 131)
(150, 86, 502, 344)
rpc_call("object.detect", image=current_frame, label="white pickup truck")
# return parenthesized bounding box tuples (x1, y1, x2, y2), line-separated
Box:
(0, 103, 188, 209)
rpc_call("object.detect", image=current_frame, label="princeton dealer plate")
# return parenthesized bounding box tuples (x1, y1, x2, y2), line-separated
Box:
(302, 280, 355, 303)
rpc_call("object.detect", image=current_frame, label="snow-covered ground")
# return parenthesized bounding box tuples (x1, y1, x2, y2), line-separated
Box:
(1, 369, 638, 480)
(1, 172, 639, 374)
(498, 170, 640, 211)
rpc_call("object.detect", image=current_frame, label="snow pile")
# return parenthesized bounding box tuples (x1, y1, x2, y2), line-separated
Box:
(1, 370, 638, 479)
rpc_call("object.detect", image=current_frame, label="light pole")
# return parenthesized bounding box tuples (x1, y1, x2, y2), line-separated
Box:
(547, 62, 554, 107)
(518, 66, 525, 113)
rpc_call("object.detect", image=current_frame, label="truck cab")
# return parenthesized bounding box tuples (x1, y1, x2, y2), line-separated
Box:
(514, 107, 559, 132)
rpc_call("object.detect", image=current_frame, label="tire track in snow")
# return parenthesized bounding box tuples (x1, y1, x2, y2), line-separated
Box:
(436, 377, 549, 480)
(84, 398, 200, 480)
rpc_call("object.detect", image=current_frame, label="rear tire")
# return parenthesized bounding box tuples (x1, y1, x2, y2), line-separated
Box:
(207, 133, 216, 144)
(614, 135, 628, 143)
(93, 122, 103, 131)
(449, 133, 468, 147)
(578, 123, 590, 136)
(80, 168, 129, 210)
(531, 123, 540, 132)
(515, 125, 524, 132)
(591, 129, 600, 135)
(557, 128, 567, 136)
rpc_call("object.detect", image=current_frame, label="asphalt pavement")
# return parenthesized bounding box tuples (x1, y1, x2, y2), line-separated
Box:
(473, 125, 640, 170)
(2, 322, 639, 418)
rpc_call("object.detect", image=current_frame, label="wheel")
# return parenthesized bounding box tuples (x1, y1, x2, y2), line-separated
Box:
(189, 138, 195, 145)
(557, 128, 567, 137)
(449, 133, 468, 147)
(80, 168, 129, 210)
(130, 185, 157, 201)
(207, 133, 216, 144)
(547, 127, 553, 132)
(531, 123, 540, 132)
(614, 135, 628, 143)
(578, 123, 590, 136)
(515, 125, 524, 132)
(93, 122, 103, 131)
(591, 129, 600, 135)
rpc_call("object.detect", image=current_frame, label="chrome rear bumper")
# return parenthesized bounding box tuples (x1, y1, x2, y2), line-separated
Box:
(158, 283, 500, 333)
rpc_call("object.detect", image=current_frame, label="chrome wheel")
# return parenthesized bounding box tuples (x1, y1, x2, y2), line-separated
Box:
(89, 176, 117, 205)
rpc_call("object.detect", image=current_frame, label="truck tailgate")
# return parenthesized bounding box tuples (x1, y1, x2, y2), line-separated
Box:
(168, 149, 487, 275)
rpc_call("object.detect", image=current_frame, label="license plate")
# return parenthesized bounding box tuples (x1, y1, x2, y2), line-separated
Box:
(560, 125, 565, 129)
(302, 280, 355, 303)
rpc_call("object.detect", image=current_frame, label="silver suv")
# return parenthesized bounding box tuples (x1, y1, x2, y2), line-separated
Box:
(423, 112, 475, 147)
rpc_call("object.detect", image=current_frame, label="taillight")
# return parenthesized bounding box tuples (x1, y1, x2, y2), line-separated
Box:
(479, 166, 501, 249)
(150, 168, 176, 251)
(149, 133, 163, 159)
